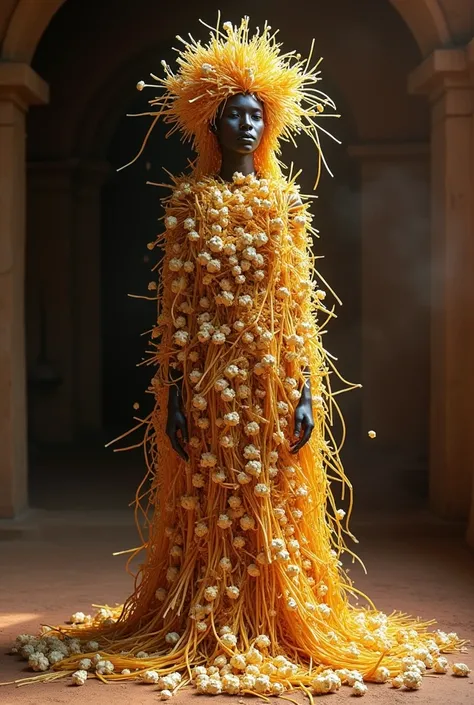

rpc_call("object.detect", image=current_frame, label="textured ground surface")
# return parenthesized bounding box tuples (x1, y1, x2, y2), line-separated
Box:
(1, 509, 473, 704)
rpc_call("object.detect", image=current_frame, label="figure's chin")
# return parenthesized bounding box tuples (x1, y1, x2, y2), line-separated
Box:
(235, 143, 257, 154)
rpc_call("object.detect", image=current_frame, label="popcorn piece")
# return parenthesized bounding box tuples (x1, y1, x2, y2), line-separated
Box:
(345, 670, 364, 686)
(204, 586, 218, 602)
(245, 460, 262, 477)
(433, 656, 449, 674)
(224, 364, 239, 379)
(165, 216, 178, 230)
(142, 670, 160, 684)
(240, 514, 255, 530)
(224, 411, 240, 426)
(78, 658, 92, 671)
(452, 662, 471, 677)
(180, 495, 198, 510)
(222, 673, 241, 694)
(183, 217, 195, 230)
(49, 650, 67, 665)
(192, 666, 207, 678)
(200, 452, 217, 468)
(211, 469, 227, 484)
(311, 671, 341, 694)
(230, 654, 247, 670)
(232, 535, 245, 549)
(96, 659, 114, 675)
(71, 669, 88, 685)
(165, 632, 180, 645)
(373, 666, 390, 683)
(192, 473, 205, 488)
(402, 669, 423, 690)
(270, 682, 285, 695)
(85, 640, 99, 652)
(219, 557, 232, 572)
(28, 653, 50, 671)
(20, 644, 36, 659)
(196, 675, 211, 693)
(254, 634, 271, 649)
(245, 421, 260, 436)
(192, 395, 207, 411)
(352, 680, 368, 696)
(195, 521, 209, 537)
(236, 471, 250, 485)
(254, 483, 269, 497)
(254, 674, 270, 693)
(221, 633, 237, 648)
(217, 514, 233, 529)
(246, 648, 263, 666)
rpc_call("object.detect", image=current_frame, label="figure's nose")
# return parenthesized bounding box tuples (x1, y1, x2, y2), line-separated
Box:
(240, 115, 252, 131)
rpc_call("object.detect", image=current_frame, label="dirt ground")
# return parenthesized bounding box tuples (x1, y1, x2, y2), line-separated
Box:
(0, 509, 473, 704)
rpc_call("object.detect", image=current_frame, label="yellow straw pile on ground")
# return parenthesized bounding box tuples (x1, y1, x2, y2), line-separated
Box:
(6, 172, 468, 697)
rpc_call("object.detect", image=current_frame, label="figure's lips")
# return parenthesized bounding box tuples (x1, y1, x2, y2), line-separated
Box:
(238, 135, 255, 142)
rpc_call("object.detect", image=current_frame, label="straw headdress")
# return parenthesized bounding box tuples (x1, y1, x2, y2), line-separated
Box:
(127, 15, 338, 183)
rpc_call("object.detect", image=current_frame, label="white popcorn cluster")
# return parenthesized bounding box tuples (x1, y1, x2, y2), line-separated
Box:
(96, 659, 114, 675)
(373, 666, 390, 683)
(28, 652, 49, 671)
(433, 656, 449, 673)
(311, 670, 341, 694)
(71, 669, 88, 685)
(335, 669, 364, 687)
(402, 669, 423, 690)
(142, 670, 160, 684)
(452, 662, 471, 677)
(352, 680, 368, 696)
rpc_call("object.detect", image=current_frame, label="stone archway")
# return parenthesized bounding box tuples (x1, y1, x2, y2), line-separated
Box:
(2, 0, 66, 61)
(1, 0, 453, 64)
(0, 0, 469, 526)
(390, 0, 451, 55)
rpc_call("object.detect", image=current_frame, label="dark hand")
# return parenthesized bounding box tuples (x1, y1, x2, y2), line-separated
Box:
(290, 390, 314, 454)
(166, 388, 189, 461)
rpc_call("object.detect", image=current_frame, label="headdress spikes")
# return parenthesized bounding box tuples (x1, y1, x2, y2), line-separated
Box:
(120, 15, 340, 187)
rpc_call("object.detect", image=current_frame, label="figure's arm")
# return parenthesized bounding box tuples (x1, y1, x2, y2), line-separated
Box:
(287, 189, 316, 453)
(290, 365, 314, 454)
(156, 188, 193, 462)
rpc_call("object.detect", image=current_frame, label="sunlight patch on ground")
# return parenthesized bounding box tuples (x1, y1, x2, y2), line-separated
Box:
(0, 614, 40, 629)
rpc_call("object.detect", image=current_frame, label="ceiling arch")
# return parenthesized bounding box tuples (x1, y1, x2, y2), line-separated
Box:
(1, 0, 453, 64)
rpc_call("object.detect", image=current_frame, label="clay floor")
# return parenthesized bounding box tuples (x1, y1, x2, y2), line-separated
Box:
(0, 506, 472, 705)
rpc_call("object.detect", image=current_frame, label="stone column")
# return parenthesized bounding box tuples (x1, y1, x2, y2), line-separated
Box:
(410, 47, 474, 520)
(0, 64, 48, 518)
(465, 39, 474, 547)
(348, 143, 430, 504)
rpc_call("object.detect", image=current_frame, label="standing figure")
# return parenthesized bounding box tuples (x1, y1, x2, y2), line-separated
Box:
(8, 16, 468, 698)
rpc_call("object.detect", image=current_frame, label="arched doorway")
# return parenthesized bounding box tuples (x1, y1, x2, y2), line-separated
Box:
(1, 0, 442, 514)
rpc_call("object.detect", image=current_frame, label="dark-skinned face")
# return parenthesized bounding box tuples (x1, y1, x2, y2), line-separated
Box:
(213, 93, 265, 155)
